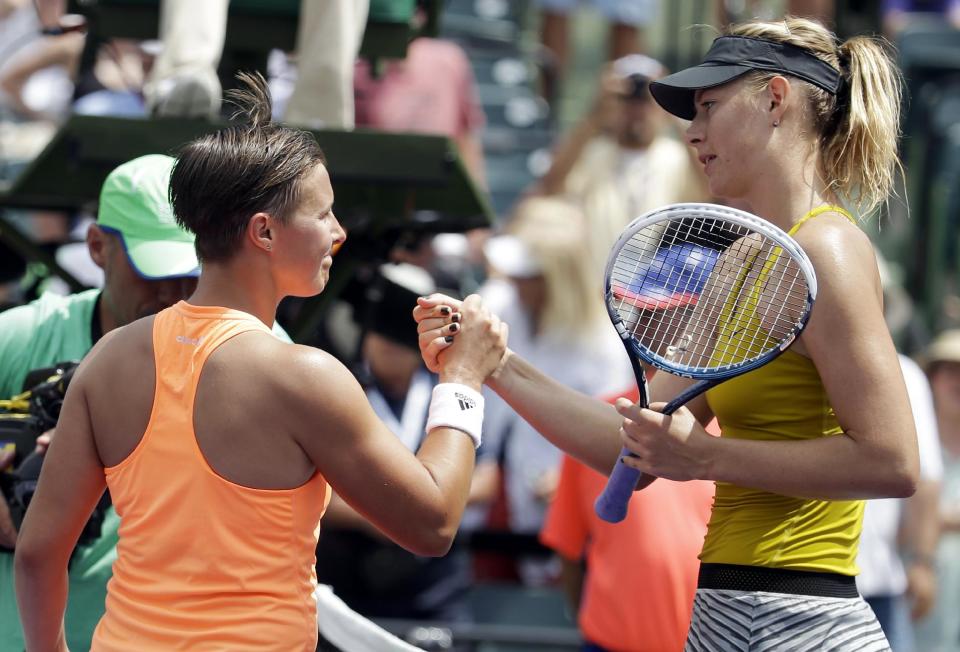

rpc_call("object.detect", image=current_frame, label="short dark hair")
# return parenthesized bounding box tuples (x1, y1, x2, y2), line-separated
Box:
(170, 72, 327, 262)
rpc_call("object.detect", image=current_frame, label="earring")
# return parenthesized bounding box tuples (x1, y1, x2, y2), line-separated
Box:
(772, 120, 780, 127)
(265, 244, 272, 251)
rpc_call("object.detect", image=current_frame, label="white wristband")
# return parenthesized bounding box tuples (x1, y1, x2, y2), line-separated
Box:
(425, 383, 484, 449)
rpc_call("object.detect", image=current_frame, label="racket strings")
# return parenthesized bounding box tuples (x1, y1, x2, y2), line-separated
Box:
(610, 214, 811, 373)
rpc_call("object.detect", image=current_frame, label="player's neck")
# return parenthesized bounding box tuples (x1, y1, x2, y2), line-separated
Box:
(744, 160, 837, 232)
(188, 262, 278, 328)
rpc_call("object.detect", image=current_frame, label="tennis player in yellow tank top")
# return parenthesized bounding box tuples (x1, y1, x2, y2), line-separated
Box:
(416, 16, 920, 652)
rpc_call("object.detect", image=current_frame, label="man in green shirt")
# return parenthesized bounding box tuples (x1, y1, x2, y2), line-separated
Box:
(0, 154, 200, 651)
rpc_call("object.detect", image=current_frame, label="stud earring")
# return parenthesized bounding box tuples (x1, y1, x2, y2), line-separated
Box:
(772, 120, 780, 127)
(265, 244, 272, 251)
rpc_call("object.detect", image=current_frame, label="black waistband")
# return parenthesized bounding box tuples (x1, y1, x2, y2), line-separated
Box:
(698, 563, 858, 598)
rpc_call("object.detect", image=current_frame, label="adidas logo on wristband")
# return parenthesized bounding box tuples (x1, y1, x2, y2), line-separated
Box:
(427, 383, 484, 448)
(456, 392, 477, 410)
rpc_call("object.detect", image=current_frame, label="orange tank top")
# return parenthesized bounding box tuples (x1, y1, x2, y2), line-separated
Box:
(92, 302, 329, 651)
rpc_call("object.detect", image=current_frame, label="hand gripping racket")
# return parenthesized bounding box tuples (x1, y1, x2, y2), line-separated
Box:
(594, 203, 818, 523)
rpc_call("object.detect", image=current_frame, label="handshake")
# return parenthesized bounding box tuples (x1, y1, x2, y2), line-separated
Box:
(412, 294, 510, 390)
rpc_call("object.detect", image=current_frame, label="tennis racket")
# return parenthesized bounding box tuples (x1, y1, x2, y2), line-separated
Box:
(594, 203, 817, 523)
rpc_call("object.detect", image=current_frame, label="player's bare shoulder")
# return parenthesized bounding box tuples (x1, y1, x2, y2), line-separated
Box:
(251, 336, 366, 416)
(790, 211, 879, 293)
(81, 316, 155, 381)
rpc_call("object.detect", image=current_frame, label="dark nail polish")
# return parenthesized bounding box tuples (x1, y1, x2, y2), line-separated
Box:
(451, 313, 461, 323)
(440, 306, 451, 315)
(449, 322, 459, 332)
(444, 335, 455, 343)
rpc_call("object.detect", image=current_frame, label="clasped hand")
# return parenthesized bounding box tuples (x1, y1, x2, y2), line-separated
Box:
(614, 399, 712, 482)
(412, 293, 508, 386)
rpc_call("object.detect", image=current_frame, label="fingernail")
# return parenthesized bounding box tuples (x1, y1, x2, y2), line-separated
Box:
(449, 322, 459, 332)
(444, 335, 455, 343)
(440, 306, 451, 315)
(451, 313, 461, 323)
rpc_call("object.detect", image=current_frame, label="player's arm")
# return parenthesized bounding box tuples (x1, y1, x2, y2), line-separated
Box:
(415, 295, 625, 475)
(15, 340, 112, 652)
(645, 239, 759, 425)
(285, 297, 506, 556)
(621, 220, 919, 498)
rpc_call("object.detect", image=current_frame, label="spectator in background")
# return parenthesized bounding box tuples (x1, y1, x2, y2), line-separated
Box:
(32, 0, 368, 125)
(857, 254, 943, 651)
(534, 54, 707, 275)
(353, 5, 487, 187)
(316, 263, 497, 642)
(541, 410, 714, 652)
(883, 0, 960, 38)
(479, 196, 634, 585)
(915, 330, 960, 652)
(857, 354, 943, 651)
(536, 0, 657, 106)
(0, 154, 200, 652)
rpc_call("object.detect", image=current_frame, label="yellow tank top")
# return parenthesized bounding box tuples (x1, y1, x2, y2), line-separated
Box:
(701, 206, 863, 575)
(92, 302, 329, 651)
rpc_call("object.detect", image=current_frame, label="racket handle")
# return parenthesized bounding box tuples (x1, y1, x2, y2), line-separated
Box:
(594, 448, 642, 523)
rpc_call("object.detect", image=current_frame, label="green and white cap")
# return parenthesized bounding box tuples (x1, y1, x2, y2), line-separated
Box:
(97, 154, 200, 280)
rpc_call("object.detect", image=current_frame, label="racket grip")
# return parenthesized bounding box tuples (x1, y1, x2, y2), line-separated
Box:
(594, 448, 642, 523)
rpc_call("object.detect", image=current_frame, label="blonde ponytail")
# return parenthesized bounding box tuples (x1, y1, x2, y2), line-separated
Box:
(825, 36, 903, 215)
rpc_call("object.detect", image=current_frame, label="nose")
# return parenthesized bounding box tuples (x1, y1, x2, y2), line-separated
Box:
(685, 118, 703, 147)
(331, 212, 347, 245)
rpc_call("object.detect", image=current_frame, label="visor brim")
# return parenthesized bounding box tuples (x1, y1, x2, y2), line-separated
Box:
(650, 64, 752, 120)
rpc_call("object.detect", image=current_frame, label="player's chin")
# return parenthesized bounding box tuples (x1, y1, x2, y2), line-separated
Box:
(288, 274, 329, 298)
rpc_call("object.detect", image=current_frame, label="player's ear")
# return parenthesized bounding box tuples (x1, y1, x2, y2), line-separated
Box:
(86, 224, 110, 269)
(247, 212, 275, 253)
(765, 76, 790, 127)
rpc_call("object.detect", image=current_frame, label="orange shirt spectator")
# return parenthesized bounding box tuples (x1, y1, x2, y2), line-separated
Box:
(540, 387, 715, 652)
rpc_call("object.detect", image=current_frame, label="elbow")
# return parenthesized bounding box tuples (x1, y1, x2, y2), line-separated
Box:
(408, 520, 458, 558)
(886, 460, 919, 498)
(873, 447, 919, 499)
(402, 511, 459, 557)
(14, 538, 45, 584)
(413, 531, 456, 558)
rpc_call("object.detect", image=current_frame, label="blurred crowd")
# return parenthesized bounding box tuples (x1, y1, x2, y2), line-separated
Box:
(1, 1, 960, 651)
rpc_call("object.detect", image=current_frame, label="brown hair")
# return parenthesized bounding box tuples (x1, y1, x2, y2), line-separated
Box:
(730, 17, 903, 215)
(170, 72, 327, 262)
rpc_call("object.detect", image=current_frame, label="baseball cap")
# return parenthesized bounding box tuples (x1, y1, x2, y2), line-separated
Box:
(921, 330, 960, 370)
(483, 234, 542, 279)
(613, 243, 720, 310)
(649, 35, 843, 120)
(612, 54, 665, 99)
(97, 154, 200, 280)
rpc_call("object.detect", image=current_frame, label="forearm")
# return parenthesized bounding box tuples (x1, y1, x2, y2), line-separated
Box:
(14, 552, 69, 652)
(408, 429, 477, 552)
(455, 132, 487, 190)
(706, 431, 917, 500)
(558, 557, 584, 616)
(901, 479, 941, 562)
(487, 351, 623, 474)
(34, 0, 66, 29)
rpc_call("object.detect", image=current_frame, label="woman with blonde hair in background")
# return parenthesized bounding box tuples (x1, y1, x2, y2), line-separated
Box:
(479, 196, 633, 585)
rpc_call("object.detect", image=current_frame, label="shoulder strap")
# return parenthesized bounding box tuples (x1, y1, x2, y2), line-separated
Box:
(788, 204, 855, 236)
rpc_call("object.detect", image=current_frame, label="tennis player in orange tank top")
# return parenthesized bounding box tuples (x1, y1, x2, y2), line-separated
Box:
(15, 74, 508, 651)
